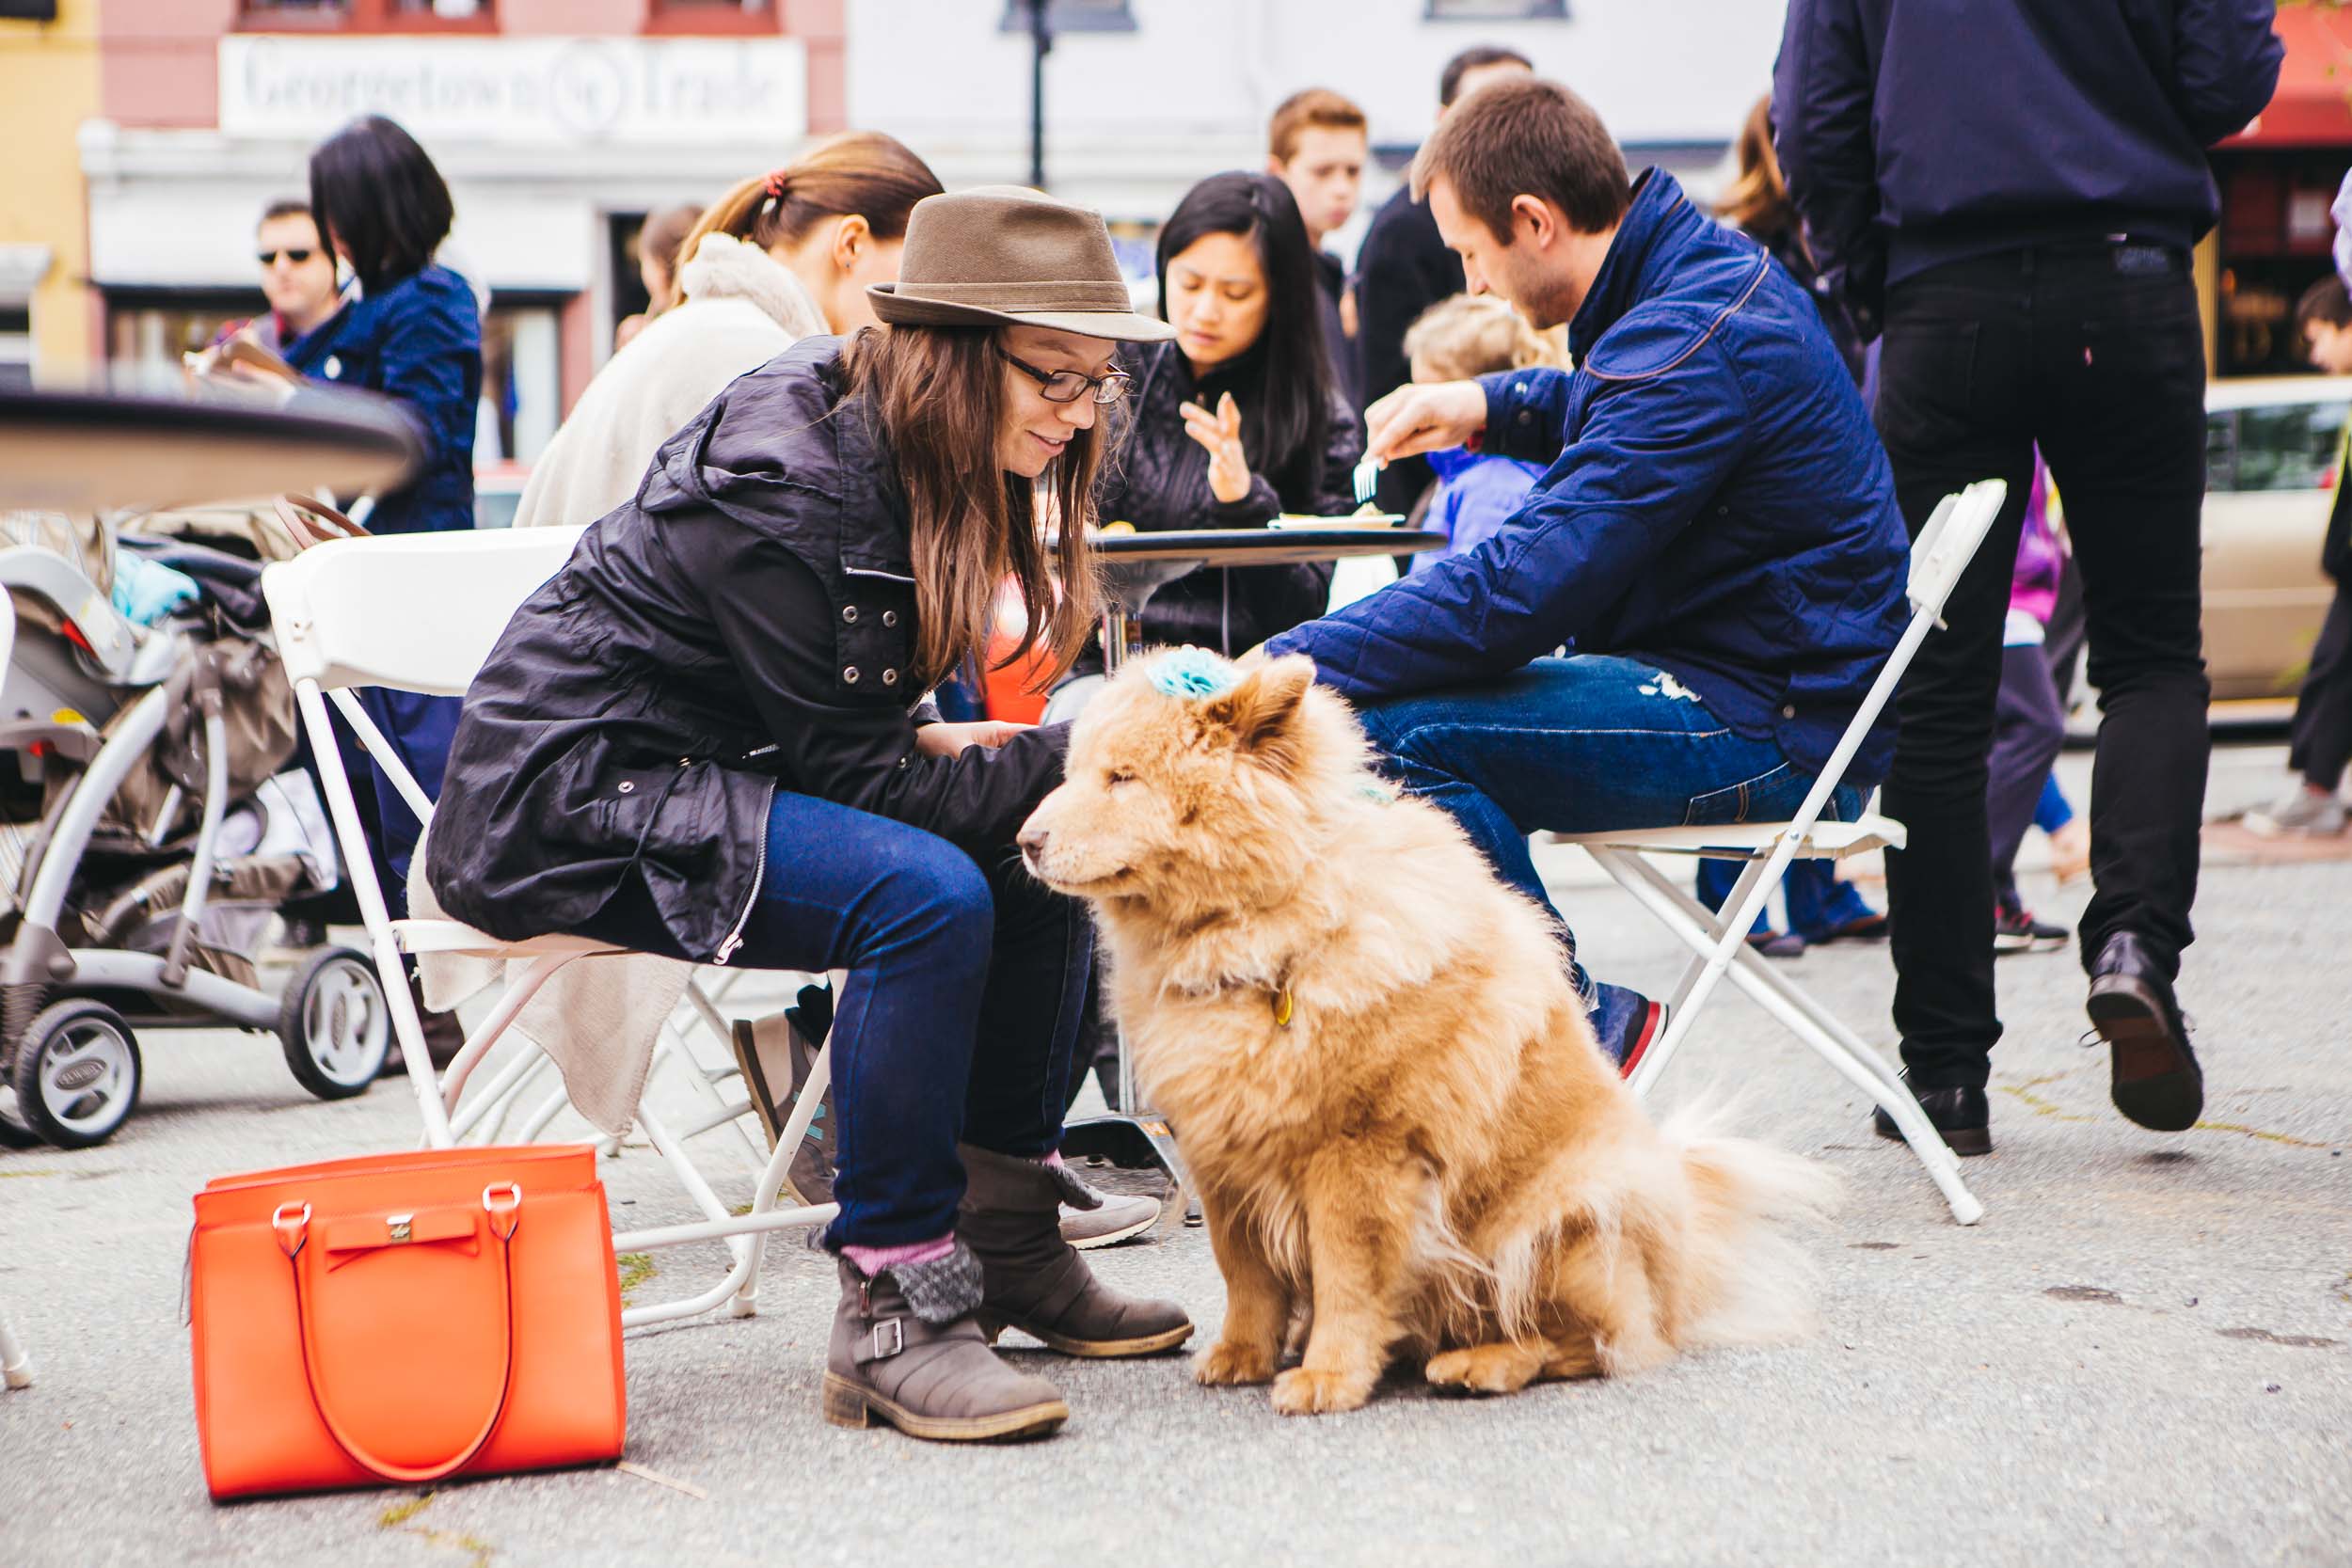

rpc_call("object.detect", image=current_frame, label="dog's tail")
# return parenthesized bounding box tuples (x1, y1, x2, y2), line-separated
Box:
(1659, 1101, 1843, 1349)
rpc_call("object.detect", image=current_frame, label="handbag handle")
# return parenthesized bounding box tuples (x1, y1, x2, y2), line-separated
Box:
(273, 494, 371, 552)
(274, 1184, 523, 1485)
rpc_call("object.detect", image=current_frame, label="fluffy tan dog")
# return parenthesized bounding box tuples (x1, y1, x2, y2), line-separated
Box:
(1018, 650, 1837, 1416)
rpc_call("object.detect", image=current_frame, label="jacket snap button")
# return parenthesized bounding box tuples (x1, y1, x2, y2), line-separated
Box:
(617, 781, 635, 794)
(882, 610, 898, 627)
(844, 666, 861, 684)
(1781, 705, 1797, 719)
(1517, 410, 1533, 425)
(882, 669, 898, 686)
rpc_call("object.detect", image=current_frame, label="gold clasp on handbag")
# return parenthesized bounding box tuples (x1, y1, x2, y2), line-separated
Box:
(386, 1213, 413, 1243)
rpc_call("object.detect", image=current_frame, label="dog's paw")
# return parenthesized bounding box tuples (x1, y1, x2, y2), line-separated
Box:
(1194, 1338, 1278, 1386)
(1270, 1366, 1372, 1416)
(1424, 1344, 1540, 1395)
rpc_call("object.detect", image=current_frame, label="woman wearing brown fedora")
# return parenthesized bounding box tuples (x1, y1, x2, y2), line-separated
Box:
(428, 187, 1191, 1443)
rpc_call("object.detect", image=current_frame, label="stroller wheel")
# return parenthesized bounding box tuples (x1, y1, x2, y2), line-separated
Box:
(278, 948, 389, 1100)
(8, 1002, 142, 1149)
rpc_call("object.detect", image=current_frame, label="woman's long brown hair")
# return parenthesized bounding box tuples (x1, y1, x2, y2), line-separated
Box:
(1717, 95, 1796, 238)
(843, 325, 1104, 689)
(678, 131, 943, 277)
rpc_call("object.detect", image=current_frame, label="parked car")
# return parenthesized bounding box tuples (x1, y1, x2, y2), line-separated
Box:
(2201, 375, 2347, 703)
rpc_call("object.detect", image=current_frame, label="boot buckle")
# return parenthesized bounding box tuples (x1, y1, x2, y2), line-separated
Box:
(867, 1318, 905, 1361)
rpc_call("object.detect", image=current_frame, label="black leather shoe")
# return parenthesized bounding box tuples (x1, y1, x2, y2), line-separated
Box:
(1872, 1070, 1992, 1156)
(2086, 932, 2203, 1132)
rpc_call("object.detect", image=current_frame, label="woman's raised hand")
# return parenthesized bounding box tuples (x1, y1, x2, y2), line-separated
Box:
(1363, 379, 1487, 467)
(1179, 391, 1254, 505)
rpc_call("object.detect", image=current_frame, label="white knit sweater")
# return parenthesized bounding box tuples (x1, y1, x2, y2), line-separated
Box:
(514, 231, 831, 531)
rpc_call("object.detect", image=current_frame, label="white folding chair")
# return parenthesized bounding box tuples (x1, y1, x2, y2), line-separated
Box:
(1555, 479, 2008, 1227)
(262, 527, 838, 1326)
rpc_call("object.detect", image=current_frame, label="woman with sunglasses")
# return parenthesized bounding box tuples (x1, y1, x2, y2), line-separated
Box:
(429, 188, 1191, 1444)
(1076, 171, 1364, 673)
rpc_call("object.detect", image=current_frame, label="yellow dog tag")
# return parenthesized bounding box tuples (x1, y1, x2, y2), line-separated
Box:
(1272, 989, 1294, 1028)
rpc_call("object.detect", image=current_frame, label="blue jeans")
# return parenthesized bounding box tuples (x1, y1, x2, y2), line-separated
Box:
(1356, 656, 1860, 1038)
(716, 794, 1091, 1248)
(1695, 858, 1880, 942)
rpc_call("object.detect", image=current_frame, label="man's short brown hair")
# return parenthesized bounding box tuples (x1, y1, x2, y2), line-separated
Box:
(1412, 77, 1629, 242)
(2298, 274, 2352, 336)
(1269, 88, 1368, 164)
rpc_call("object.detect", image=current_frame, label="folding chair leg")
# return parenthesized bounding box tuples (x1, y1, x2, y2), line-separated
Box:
(650, 1025, 768, 1176)
(1614, 852, 1915, 1112)
(1587, 847, 1982, 1225)
(447, 1037, 557, 1144)
(637, 1103, 756, 1267)
(0, 1306, 30, 1390)
(1708, 958, 1982, 1224)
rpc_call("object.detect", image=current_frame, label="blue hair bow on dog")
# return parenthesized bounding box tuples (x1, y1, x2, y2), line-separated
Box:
(1147, 647, 1239, 701)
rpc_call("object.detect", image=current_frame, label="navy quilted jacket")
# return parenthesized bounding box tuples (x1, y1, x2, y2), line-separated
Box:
(1267, 170, 1910, 783)
(284, 262, 481, 536)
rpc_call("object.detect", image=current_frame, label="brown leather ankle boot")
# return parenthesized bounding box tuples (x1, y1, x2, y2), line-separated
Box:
(821, 1247, 1067, 1442)
(956, 1143, 1194, 1357)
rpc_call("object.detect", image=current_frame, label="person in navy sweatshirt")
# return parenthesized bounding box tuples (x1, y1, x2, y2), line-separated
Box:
(1777, 0, 2282, 1150)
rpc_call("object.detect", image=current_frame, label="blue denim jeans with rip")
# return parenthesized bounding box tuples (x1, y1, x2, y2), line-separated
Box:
(1353, 655, 1863, 1053)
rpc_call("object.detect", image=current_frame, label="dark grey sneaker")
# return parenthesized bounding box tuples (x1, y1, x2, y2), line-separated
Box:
(2245, 785, 2345, 839)
(731, 1006, 834, 1207)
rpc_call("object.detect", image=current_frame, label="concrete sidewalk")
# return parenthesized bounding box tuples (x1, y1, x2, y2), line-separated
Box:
(1, 767, 2346, 1566)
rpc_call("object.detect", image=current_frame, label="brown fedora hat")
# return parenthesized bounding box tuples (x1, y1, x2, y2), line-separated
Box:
(868, 185, 1174, 342)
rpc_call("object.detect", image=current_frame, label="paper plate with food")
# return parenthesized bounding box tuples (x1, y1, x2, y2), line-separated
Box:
(1268, 503, 1406, 531)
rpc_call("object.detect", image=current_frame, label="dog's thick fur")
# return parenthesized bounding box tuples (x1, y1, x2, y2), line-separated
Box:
(1020, 653, 1838, 1416)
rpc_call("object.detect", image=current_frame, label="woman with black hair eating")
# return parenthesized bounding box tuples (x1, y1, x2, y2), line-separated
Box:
(1085, 171, 1365, 665)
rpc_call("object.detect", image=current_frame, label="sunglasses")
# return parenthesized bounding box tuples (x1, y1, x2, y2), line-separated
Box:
(999, 348, 1133, 406)
(257, 248, 316, 266)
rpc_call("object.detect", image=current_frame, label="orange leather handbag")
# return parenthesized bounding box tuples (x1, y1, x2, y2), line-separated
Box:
(189, 1143, 627, 1501)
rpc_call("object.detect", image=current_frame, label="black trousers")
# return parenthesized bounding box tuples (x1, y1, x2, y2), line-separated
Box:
(2288, 578, 2352, 793)
(1875, 243, 2211, 1089)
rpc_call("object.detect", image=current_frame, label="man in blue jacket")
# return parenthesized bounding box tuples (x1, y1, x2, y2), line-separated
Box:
(1777, 0, 2281, 1149)
(1265, 78, 1909, 1069)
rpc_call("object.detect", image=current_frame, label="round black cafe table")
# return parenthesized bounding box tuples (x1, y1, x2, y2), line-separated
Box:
(0, 384, 416, 1386)
(0, 385, 421, 514)
(1070, 525, 1448, 671)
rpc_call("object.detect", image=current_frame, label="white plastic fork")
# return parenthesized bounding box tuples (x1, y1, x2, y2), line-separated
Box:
(1351, 452, 1380, 505)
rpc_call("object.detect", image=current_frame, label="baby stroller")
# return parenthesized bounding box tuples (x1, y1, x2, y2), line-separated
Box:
(0, 512, 389, 1148)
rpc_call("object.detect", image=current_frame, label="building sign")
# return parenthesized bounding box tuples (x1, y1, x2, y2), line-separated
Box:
(219, 35, 807, 145)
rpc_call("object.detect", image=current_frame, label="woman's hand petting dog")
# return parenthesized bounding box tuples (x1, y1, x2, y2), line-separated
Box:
(914, 720, 1029, 757)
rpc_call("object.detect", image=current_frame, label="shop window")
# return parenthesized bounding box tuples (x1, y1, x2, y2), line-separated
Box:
(237, 0, 496, 33)
(645, 0, 780, 33)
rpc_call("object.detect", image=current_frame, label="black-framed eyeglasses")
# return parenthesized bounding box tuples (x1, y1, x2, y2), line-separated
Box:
(999, 348, 1133, 405)
(257, 248, 315, 266)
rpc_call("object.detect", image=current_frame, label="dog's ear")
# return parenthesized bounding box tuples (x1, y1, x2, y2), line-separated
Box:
(1203, 654, 1316, 774)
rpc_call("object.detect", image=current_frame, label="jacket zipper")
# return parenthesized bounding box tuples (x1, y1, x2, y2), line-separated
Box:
(713, 779, 775, 966)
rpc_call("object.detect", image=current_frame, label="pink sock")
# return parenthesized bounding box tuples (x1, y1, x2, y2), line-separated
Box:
(842, 1234, 955, 1275)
